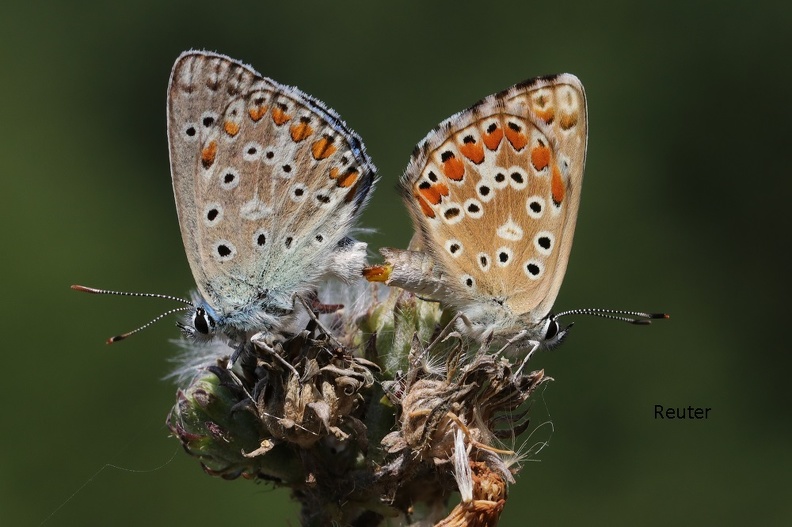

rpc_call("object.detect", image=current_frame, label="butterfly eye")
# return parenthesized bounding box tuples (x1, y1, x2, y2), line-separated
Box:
(193, 307, 216, 335)
(541, 318, 573, 350)
(544, 319, 559, 340)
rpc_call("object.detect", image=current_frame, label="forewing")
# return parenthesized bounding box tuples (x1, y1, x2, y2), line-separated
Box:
(401, 74, 587, 323)
(168, 51, 376, 316)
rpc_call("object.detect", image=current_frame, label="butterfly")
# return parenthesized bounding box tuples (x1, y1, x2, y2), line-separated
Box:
(74, 51, 377, 351)
(364, 74, 665, 355)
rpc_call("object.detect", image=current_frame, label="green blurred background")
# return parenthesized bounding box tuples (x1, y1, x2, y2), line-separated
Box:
(4, 1, 790, 525)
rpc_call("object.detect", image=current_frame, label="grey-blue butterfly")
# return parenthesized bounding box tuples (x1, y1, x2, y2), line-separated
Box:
(74, 50, 377, 352)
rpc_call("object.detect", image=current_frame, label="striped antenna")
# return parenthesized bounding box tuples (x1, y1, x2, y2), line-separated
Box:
(71, 285, 195, 344)
(554, 308, 669, 325)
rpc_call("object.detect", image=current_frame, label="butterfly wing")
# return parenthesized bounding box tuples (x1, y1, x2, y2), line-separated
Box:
(396, 75, 587, 329)
(168, 51, 376, 320)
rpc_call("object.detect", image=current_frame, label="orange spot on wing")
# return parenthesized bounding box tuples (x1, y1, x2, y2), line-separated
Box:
(531, 144, 550, 171)
(418, 186, 443, 205)
(336, 169, 359, 188)
(551, 163, 565, 205)
(415, 193, 436, 218)
(344, 179, 361, 203)
(435, 183, 449, 197)
(362, 263, 392, 282)
(271, 106, 291, 126)
(290, 121, 313, 142)
(442, 153, 465, 181)
(482, 125, 503, 150)
(201, 141, 217, 169)
(459, 141, 485, 164)
(559, 112, 578, 130)
(505, 125, 528, 151)
(532, 93, 555, 123)
(248, 106, 268, 122)
(312, 136, 337, 160)
(534, 107, 555, 123)
(223, 121, 240, 136)
(329, 167, 339, 179)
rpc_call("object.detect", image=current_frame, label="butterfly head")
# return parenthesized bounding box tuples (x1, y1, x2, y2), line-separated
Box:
(508, 308, 667, 355)
(533, 313, 574, 351)
(461, 308, 573, 354)
(177, 303, 219, 341)
(455, 305, 667, 356)
(71, 285, 202, 343)
(178, 286, 302, 343)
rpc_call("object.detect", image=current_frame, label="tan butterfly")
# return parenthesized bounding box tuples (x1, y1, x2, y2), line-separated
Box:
(365, 74, 666, 355)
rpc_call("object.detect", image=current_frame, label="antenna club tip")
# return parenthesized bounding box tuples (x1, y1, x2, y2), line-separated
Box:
(72, 284, 95, 293)
(107, 335, 127, 344)
(634, 313, 669, 325)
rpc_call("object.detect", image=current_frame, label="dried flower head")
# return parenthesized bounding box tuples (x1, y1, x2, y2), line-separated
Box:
(167, 283, 551, 526)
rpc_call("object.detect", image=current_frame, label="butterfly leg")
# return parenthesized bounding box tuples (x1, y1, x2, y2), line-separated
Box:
(218, 341, 259, 402)
(303, 290, 344, 314)
(227, 339, 248, 368)
(423, 312, 465, 353)
(513, 340, 541, 377)
(495, 330, 524, 352)
(295, 294, 344, 350)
